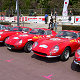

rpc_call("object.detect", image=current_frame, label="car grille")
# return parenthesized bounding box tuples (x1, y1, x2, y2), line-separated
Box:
(33, 50, 47, 56)
(6, 44, 15, 48)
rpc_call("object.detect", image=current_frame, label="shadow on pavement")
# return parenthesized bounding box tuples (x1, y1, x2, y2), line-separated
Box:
(31, 54, 60, 63)
(7, 48, 24, 53)
(0, 43, 5, 47)
(71, 62, 80, 72)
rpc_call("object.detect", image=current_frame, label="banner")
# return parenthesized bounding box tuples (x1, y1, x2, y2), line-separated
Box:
(75, 16, 80, 23)
(62, 0, 69, 16)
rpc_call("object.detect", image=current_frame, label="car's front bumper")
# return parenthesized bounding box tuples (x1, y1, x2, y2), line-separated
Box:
(46, 55, 60, 58)
(6, 43, 24, 50)
(33, 50, 60, 58)
(74, 60, 80, 65)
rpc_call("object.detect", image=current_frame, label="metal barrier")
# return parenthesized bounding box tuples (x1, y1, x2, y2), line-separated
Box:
(0, 16, 80, 24)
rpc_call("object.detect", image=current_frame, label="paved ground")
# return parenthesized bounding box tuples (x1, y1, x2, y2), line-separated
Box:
(0, 44, 80, 80)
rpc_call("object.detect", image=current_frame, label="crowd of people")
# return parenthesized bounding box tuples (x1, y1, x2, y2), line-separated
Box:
(47, 11, 58, 32)
(46, 10, 73, 32)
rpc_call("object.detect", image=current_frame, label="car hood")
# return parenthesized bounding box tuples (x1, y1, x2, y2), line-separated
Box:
(39, 37, 69, 45)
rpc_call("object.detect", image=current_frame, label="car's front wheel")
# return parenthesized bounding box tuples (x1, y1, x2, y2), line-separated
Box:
(4, 37, 9, 45)
(60, 47, 70, 61)
(24, 41, 33, 53)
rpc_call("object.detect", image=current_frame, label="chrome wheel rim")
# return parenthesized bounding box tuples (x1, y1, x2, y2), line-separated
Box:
(64, 50, 69, 59)
(27, 43, 32, 51)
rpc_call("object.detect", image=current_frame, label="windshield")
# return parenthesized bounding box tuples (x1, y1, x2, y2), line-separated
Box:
(56, 31, 78, 39)
(0, 25, 6, 30)
(0, 25, 1, 28)
(5, 26, 11, 30)
(9, 27, 22, 31)
(22, 28, 29, 32)
(28, 29, 45, 35)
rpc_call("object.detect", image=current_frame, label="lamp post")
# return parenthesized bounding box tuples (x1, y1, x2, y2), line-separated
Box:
(16, 0, 19, 26)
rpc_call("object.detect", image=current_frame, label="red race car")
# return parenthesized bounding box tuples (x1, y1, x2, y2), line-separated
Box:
(32, 30, 80, 61)
(0, 26, 32, 43)
(73, 47, 80, 65)
(5, 28, 57, 52)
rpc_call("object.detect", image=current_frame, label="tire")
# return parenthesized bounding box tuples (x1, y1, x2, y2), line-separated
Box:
(60, 47, 70, 61)
(51, 28, 53, 30)
(24, 42, 33, 53)
(4, 37, 9, 45)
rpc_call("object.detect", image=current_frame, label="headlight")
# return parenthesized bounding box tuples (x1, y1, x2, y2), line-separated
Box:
(18, 40, 22, 44)
(50, 45, 59, 55)
(0, 32, 3, 34)
(77, 49, 80, 56)
(0, 35, 1, 38)
(15, 39, 22, 45)
(32, 42, 38, 48)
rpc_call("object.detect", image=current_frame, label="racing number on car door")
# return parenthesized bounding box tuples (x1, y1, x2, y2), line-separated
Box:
(33, 36, 43, 41)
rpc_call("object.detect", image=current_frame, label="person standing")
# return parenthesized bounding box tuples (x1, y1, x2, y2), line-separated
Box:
(48, 16, 54, 30)
(68, 10, 73, 21)
(54, 11, 57, 32)
(45, 14, 48, 24)
(51, 10, 53, 17)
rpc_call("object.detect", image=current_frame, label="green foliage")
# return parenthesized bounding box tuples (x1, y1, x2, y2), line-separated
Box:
(0, 22, 11, 25)
(0, 0, 80, 12)
(19, 0, 30, 9)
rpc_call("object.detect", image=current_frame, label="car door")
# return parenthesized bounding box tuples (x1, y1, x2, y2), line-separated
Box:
(77, 32, 80, 48)
(70, 32, 80, 52)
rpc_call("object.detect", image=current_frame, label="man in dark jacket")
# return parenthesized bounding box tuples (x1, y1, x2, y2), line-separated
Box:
(48, 16, 54, 30)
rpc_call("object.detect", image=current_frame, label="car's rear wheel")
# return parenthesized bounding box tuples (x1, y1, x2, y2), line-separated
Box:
(60, 47, 70, 61)
(24, 41, 33, 53)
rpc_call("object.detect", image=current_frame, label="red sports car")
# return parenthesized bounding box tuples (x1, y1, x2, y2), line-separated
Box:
(0, 26, 32, 43)
(32, 30, 80, 61)
(5, 28, 57, 52)
(73, 47, 80, 65)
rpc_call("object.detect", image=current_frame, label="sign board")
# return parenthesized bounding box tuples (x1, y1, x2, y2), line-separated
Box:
(48, 16, 74, 23)
(75, 16, 80, 23)
(0, 16, 77, 24)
